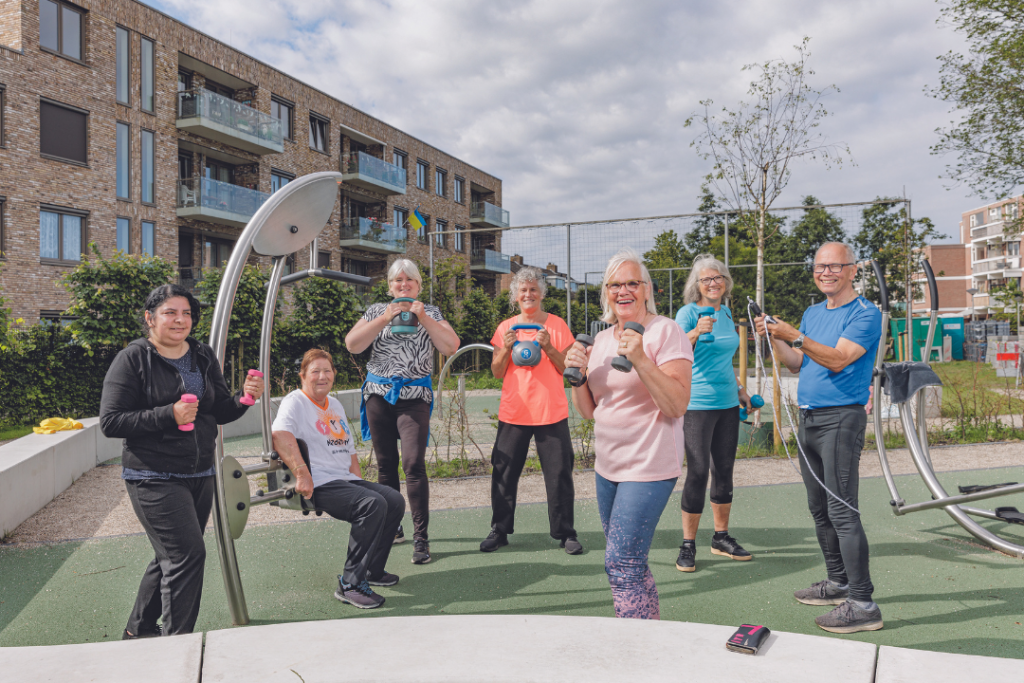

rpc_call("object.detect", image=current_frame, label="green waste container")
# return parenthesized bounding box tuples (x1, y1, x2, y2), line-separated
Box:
(889, 316, 963, 361)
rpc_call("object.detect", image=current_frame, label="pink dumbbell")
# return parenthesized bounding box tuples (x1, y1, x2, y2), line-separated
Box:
(240, 369, 263, 406)
(178, 394, 198, 431)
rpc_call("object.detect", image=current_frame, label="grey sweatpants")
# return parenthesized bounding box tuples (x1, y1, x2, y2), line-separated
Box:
(797, 405, 874, 602)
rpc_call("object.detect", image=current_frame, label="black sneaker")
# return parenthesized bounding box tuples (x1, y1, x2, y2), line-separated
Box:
(560, 537, 583, 555)
(479, 529, 509, 552)
(334, 578, 385, 609)
(393, 524, 406, 544)
(366, 571, 399, 587)
(814, 601, 883, 634)
(794, 579, 850, 606)
(412, 539, 431, 564)
(675, 543, 696, 572)
(122, 624, 162, 640)
(710, 533, 752, 561)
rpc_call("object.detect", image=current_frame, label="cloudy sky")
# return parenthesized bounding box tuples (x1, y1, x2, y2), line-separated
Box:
(150, 0, 993, 241)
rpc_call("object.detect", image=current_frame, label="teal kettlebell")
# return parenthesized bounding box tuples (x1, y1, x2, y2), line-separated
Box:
(510, 324, 543, 367)
(697, 306, 716, 343)
(390, 298, 419, 335)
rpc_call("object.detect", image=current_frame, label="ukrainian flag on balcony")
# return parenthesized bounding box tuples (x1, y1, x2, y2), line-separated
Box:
(408, 209, 426, 230)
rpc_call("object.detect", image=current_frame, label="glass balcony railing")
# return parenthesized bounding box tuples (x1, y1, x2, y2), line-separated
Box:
(338, 216, 406, 253)
(470, 248, 511, 273)
(176, 177, 270, 225)
(342, 151, 406, 194)
(177, 89, 283, 152)
(470, 201, 510, 228)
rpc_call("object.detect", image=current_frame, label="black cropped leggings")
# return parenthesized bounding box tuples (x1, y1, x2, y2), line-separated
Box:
(365, 395, 431, 541)
(680, 407, 740, 515)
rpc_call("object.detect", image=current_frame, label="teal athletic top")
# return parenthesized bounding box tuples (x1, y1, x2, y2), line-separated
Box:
(675, 302, 740, 411)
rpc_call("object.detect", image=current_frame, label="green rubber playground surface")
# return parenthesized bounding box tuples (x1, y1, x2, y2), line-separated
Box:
(1, 466, 1022, 659)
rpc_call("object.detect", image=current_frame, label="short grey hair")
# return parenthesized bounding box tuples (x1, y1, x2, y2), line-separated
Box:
(599, 248, 658, 324)
(508, 266, 547, 308)
(814, 242, 857, 265)
(683, 254, 733, 305)
(387, 258, 423, 287)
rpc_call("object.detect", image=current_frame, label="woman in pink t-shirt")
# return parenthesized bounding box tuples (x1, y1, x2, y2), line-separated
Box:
(480, 267, 581, 555)
(565, 248, 693, 619)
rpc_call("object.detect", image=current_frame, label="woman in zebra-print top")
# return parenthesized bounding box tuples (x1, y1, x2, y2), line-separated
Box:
(345, 259, 459, 565)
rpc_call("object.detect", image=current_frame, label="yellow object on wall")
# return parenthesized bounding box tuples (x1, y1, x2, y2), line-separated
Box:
(33, 418, 84, 434)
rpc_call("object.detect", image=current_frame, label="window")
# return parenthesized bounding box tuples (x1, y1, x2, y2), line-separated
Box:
(0, 84, 5, 147)
(39, 207, 85, 262)
(141, 37, 155, 112)
(116, 27, 129, 104)
(454, 225, 465, 252)
(970, 214, 977, 228)
(394, 207, 407, 232)
(1006, 204, 1019, 220)
(40, 310, 76, 327)
(141, 221, 155, 256)
(271, 169, 294, 193)
(271, 97, 293, 140)
(418, 215, 429, 243)
(393, 149, 407, 173)
(40, 0, 84, 61)
(435, 219, 447, 248)
(282, 253, 296, 276)
(435, 168, 446, 197)
(1009, 241, 1021, 257)
(990, 207, 1001, 220)
(416, 160, 428, 190)
(204, 238, 233, 269)
(40, 99, 88, 165)
(116, 216, 130, 253)
(454, 177, 464, 204)
(309, 112, 328, 152)
(0, 198, 5, 258)
(141, 129, 155, 203)
(177, 70, 191, 93)
(178, 152, 193, 180)
(115, 122, 130, 199)
(317, 251, 331, 269)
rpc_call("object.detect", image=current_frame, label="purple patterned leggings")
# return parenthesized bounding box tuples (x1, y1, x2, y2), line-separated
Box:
(596, 473, 677, 619)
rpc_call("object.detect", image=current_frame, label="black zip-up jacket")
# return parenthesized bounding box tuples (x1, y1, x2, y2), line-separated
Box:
(100, 337, 249, 474)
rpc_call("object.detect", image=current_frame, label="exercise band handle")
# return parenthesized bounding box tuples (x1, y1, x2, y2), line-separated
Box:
(564, 334, 595, 386)
(921, 259, 939, 313)
(870, 260, 889, 313)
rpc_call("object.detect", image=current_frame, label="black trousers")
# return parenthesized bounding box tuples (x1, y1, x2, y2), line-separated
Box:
(681, 407, 740, 515)
(314, 478, 406, 586)
(798, 405, 874, 602)
(489, 419, 577, 539)
(125, 476, 214, 636)
(365, 395, 431, 541)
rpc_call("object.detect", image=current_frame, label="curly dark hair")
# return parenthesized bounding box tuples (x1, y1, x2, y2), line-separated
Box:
(141, 284, 201, 336)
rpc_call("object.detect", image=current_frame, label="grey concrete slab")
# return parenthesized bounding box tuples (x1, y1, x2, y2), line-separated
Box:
(0, 444, 54, 537)
(51, 424, 97, 492)
(0, 632, 202, 683)
(202, 615, 878, 683)
(876, 645, 1021, 682)
(85, 416, 124, 464)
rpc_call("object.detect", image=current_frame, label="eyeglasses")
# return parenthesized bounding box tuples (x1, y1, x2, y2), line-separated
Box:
(812, 263, 854, 274)
(605, 280, 645, 293)
(699, 275, 725, 286)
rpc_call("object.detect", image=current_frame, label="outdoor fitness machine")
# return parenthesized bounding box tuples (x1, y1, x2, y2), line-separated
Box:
(206, 172, 372, 625)
(871, 259, 1024, 559)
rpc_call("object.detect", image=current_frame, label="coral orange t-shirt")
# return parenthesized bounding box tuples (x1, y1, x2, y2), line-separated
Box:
(491, 314, 573, 426)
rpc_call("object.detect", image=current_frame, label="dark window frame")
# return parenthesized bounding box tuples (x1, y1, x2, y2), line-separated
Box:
(140, 35, 155, 114)
(140, 128, 155, 205)
(0, 196, 6, 259)
(39, 203, 88, 265)
(116, 121, 130, 200)
(141, 220, 155, 256)
(317, 250, 331, 269)
(0, 84, 5, 148)
(454, 176, 465, 204)
(392, 148, 407, 174)
(454, 224, 465, 252)
(418, 214, 429, 244)
(116, 215, 131, 254)
(40, 310, 77, 327)
(308, 111, 329, 154)
(435, 168, 447, 198)
(416, 160, 428, 190)
(435, 219, 447, 248)
(40, 97, 89, 167)
(271, 95, 294, 141)
(39, 0, 86, 64)
(271, 167, 295, 193)
(115, 25, 130, 105)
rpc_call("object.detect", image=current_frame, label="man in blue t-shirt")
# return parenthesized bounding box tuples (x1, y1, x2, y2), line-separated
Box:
(753, 242, 883, 635)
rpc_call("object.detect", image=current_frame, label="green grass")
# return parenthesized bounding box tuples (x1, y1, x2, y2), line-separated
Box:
(0, 425, 34, 441)
(933, 361, 1024, 418)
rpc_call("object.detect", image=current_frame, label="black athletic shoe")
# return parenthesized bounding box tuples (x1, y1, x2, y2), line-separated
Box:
(122, 624, 162, 640)
(561, 537, 583, 555)
(393, 524, 406, 544)
(334, 578, 385, 609)
(479, 529, 509, 552)
(367, 571, 400, 587)
(794, 579, 850, 606)
(412, 539, 431, 564)
(675, 543, 696, 572)
(815, 601, 883, 634)
(710, 533, 752, 561)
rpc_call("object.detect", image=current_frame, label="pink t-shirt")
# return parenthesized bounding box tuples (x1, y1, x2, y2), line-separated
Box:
(586, 315, 694, 482)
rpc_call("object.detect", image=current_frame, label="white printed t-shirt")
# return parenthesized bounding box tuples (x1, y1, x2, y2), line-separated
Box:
(272, 389, 360, 488)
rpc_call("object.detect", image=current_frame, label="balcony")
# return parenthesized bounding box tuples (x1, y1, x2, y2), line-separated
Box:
(470, 201, 510, 228)
(338, 217, 406, 254)
(970, 223, 1007, 240)
(177, 267, 202, 293)
(177, 89, 283, 155)
(176, 177, 270, 228)
(341, 152, 406, 195)
(470, 248, 511, 274)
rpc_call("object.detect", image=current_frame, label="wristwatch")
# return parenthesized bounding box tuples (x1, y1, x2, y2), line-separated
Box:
(792, 333, 805, 349)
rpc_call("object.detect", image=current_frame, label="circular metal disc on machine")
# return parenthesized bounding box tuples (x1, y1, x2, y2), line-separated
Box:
(222, 455, 251, 540)
(250, 172, 342, 257)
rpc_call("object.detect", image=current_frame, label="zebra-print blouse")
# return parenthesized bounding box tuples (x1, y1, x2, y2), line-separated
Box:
(362, 302, 444, 403)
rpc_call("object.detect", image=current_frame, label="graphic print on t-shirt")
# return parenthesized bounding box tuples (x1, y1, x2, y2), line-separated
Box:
(313, 402, 352, 447)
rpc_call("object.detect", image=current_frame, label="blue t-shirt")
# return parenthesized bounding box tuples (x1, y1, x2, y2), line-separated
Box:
(796, 297, 882, 409)
(676, 303, 739, 411)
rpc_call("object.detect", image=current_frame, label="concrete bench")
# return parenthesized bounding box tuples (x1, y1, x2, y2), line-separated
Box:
(876, 645, 1021, 682)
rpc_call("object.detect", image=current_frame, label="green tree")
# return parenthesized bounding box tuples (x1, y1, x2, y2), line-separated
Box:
(62, 244, 174, 353)
(421, 256, 466, 326)
(370, 278, 392, 305)
(458, 286, 495, 346)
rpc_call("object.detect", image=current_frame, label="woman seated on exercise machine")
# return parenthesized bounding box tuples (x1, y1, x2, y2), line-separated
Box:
(272, 349, 405, 610)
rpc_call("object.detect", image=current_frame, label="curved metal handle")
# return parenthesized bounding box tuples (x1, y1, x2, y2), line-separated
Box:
(921, 259, 939, 312)
(871, 260, 889, 313)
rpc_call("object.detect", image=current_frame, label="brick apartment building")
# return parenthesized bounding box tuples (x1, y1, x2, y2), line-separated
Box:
(0, 0, 511, 324)
(914, 243, 971, 315)
(960, 196, 1023, 318)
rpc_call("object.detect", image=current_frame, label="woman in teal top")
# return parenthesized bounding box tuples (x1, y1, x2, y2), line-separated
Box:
(673, 255, 754, 573)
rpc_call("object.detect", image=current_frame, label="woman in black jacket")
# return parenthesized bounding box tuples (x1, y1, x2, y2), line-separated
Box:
(100, 284, 263, 638)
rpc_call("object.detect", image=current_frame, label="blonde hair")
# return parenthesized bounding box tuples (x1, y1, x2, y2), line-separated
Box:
(599, 248, 657, 324)
(387, 258, 423, 288)
(508, 266, 547, 308)
(684, 254, 733, 304)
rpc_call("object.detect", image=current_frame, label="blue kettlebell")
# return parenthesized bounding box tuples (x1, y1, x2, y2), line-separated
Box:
(390, 297, 419, 335)
(739, 394, 765, 421)
(697, 306, 716, 343)
(510, 324, 543, 367)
